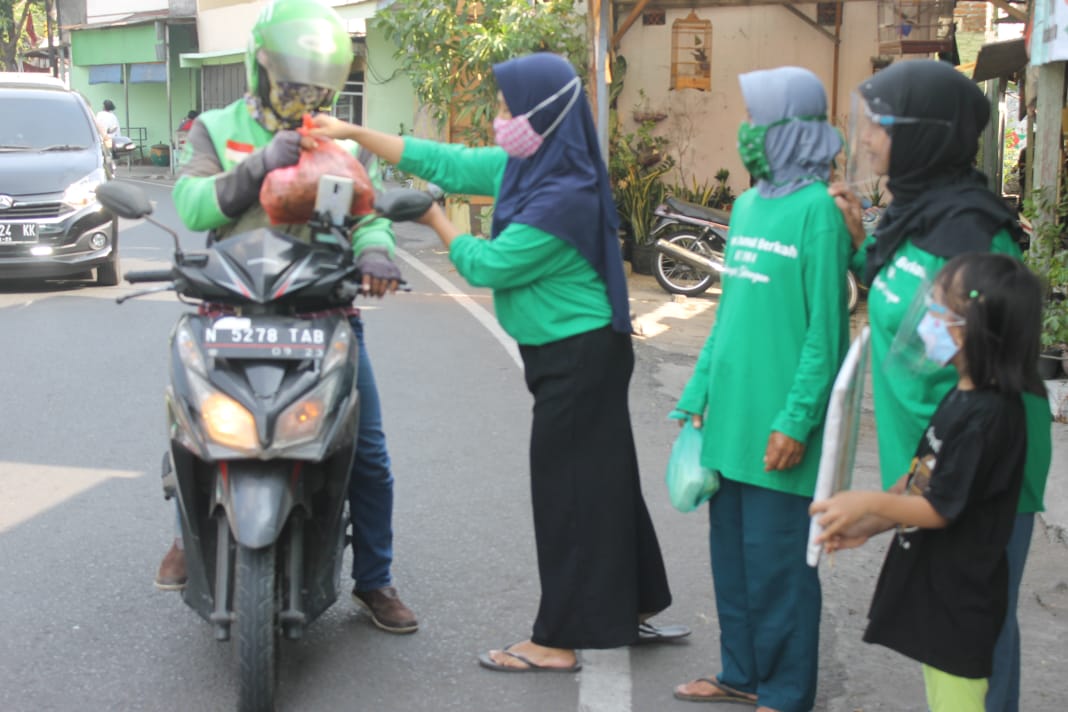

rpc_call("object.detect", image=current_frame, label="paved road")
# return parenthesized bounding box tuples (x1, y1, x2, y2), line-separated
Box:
(0, 176, 1064, 711)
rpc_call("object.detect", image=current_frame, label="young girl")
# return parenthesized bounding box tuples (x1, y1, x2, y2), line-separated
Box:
(810, 252, 1044, 712)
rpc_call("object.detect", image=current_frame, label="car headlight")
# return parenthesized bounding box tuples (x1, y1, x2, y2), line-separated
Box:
(273, 371, 343, 449)
(62, 168, 106, 209)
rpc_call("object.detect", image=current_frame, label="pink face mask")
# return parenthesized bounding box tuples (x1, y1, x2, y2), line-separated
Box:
(493, 77, 581, 158)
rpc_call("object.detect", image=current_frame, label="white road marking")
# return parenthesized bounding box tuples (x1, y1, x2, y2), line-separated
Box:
(0, 462, 142, 533)
(393, 246, 522, 369)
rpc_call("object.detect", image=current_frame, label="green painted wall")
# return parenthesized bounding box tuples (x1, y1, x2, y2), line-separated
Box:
(364, 26, 416, 137)
(71, 24, 158, 65)
(70, 24, 200, 164)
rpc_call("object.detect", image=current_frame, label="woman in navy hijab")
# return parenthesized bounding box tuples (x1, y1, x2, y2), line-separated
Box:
(311, 52, 677, 671)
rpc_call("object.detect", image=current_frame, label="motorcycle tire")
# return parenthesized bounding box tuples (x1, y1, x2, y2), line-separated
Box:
(654, 229, 724, 297)
(847, 270, 860, 314)
(235, 544, 278, 712)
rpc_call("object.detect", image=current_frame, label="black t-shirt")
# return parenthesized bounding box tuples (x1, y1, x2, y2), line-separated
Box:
(863, 387, 1026, 679)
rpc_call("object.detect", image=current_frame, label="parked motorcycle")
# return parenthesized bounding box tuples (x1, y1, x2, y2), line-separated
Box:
(108, 134, 137, 171)
(96, 179, 432, 712)
(651, 195, 861, 312)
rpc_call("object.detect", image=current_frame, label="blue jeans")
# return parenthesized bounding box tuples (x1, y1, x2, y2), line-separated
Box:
(347, 315, 395, 592)
(708, 477, 821, 712)
(986, 513, 1034, 712)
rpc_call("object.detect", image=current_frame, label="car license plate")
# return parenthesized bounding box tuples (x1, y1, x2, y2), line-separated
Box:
(0, 223, 39, 244)
(202, 316, 328, 360)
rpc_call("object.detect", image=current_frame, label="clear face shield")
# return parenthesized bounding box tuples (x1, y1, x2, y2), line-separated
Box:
(845, 93, 954, 209)
(845, 93, 893, 209)
(886, 281, 966, 377)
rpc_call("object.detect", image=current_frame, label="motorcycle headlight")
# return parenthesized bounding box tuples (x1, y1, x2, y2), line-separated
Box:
(62, 168, 106, 209)
(201, 391, 259, 453)
(273, 371, 343, 449)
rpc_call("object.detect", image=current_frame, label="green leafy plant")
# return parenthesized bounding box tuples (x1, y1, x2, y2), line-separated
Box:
(372, 0, 586, 146)
(609, 99, 673, 245)
(1021, 186, 1068, 351)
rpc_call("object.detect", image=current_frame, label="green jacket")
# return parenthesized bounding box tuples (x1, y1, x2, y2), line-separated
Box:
(398, 137, 612, 346)
(852, 230, 1051, 512)
(172, 99, 393, 257)
(676, 183, 852, 497)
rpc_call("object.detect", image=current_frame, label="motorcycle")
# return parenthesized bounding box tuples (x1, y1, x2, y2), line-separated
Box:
(95, 179, 432, 712)
(108, 134, 138, 171)
(651, 195, 861, 313)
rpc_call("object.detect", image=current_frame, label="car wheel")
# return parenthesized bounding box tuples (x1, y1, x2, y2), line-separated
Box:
(96, 256, 120, 287)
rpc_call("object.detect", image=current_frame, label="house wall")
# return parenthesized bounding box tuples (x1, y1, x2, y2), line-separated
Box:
(71, 23, 199, 153)
(363, 25, 417, 137)
(616, 2, 880, 196)
(87, 0, 168, 24)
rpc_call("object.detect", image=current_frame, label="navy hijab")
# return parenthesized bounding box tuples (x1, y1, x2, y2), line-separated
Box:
(491, 53, 631, 335)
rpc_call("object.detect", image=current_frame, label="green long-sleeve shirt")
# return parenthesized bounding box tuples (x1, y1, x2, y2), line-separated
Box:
(852, 230, 1051, 512)
(676, 183, 852, 497)
(398, 137, 612, 346)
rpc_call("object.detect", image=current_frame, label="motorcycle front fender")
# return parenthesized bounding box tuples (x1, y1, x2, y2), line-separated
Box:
(218, 462, 299, 549)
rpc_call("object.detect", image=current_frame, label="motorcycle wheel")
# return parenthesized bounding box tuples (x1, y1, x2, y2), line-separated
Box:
(847, 270, 860, 314)
(235, 544, 278, 712)
(654, 229, 723, 297)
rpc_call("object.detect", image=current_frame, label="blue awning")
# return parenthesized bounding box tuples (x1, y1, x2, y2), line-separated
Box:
(88, 64, 122, 84)
(129, 62, 166, 83)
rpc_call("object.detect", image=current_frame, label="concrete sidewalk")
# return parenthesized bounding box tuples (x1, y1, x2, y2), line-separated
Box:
(118, 162, 1068, 538)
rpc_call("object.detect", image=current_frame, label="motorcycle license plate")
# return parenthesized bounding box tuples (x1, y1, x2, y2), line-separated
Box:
(202, 316, 327, 360)
(0, 223, 39, 244)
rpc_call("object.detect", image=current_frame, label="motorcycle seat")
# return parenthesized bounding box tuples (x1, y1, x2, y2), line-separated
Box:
(665, 196, 731, 226)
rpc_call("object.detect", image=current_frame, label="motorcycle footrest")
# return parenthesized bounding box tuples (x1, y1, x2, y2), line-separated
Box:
(281, 609, 307, 640)
(210, 611, 233, 641)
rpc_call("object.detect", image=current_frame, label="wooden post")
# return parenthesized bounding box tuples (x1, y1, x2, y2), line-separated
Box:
(1033, 61, 1066, 265)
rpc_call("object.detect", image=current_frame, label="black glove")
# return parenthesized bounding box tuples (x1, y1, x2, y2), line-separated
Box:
(355, 248, 402, 297)
(261, 130, 302, 173)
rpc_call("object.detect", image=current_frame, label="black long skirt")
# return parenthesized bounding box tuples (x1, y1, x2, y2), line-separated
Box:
(519, 326, 672, 649)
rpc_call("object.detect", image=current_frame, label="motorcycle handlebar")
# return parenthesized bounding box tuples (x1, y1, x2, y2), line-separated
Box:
(125, 269, 175, 284)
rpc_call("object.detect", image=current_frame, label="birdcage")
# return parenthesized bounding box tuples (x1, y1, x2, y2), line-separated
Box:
(877, 0, 957, 55)
(671, 11, 712, 91)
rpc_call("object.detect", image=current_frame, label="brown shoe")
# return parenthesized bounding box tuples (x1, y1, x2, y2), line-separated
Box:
(352, 586, 418, 634)
(154, 539, 187, 591)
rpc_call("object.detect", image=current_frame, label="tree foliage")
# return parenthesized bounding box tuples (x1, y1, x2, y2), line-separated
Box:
(372, 0, 586, 145)
(1, 1, 47, 72)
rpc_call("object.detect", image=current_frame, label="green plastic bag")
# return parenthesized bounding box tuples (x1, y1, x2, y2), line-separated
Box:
(665, 418, 719, 513)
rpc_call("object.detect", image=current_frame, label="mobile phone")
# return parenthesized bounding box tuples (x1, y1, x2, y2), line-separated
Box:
(314, 174, 354, 226)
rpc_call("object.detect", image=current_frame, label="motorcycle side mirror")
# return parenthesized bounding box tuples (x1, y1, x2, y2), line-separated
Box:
(96, 180, 153, 219)
(95, 180, 185, 261)
(374, 188, 434, 223)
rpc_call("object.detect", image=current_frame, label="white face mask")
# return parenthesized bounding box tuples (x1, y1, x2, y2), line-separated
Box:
(492, 77, 581, 158)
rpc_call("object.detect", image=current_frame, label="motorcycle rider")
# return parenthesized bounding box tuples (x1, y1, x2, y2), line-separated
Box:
(153, 0, 418, 634)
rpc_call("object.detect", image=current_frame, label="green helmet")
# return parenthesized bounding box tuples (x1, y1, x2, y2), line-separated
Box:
(246, 0, 354, 98)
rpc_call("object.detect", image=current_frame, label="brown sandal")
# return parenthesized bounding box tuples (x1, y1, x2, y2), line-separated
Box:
(673, 677, 757, 705)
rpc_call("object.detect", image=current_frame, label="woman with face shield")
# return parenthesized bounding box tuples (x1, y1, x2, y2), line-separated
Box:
(671, 67, 852, 711)
(828, 59, 1051, 712)
(310, 52, 679, 672)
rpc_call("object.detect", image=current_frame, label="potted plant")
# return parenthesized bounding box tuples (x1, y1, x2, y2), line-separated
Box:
(1022, 188, 1068, 387)
(609, 105, 673, 274)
